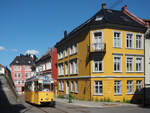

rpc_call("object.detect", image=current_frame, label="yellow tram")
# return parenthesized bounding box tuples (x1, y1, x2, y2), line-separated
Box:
(24, 75, 55, 106)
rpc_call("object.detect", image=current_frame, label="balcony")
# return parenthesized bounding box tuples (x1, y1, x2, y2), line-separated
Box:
(89, 43, 106, 53)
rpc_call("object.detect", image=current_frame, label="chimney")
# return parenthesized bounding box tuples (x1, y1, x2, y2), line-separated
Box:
(102, 3, 106, 9)
(122, 5, 127, 11)
(64, 30, 67, 37)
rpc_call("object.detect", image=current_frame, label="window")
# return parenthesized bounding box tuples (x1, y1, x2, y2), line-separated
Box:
(75, 81, 78, 93)
(126, 33, 134, 48)
(62, 81, 64, 91)
(64, 48, 68, 57)
(42, 64, 46, 71)
(58, 51, 63, 59)
(73, 44, 77, 54)
(94, 81, 103, 95)
(92, 31, 103, 51)
(25, 73, 28, 78)
(136, 57, 143, 72)
(70, 59, 78, 75)
(136, 80, 143, 92)
(136, 34, 143, 49)
(46, 62, 51, 70)
(65, 62, 68, 75)
(15, 73, 17, 77)
(114, 81, 121, 95)
(14, 66, 21, 71)
(58, 63, 64, 76)
(59, 81, 61, 91)
(69, 46, 73, 55)
(126, 56, 134, 72)
(127, 80, 133, 94)
(70, 44, 77, 55)
(15, 73, 21, 78)
(113, 55, 122, 72)
(70, 62, 73, 75)
(93, 58, 103, 72)
(113, 32, 122, 48)
(70, 81, 74, 92)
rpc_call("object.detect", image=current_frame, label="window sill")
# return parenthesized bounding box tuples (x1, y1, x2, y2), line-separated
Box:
(113, 47, 122, 49)
(113, 71, 122, 73)
(94, 94, 103, 96)
(114, 94, 122, 96)
(127, 93, 134, 95)
(126, 48, 134, 49)
(135, 71, 144, 73)
(92, 71, 104, 73)
(126, 71, 135, 73)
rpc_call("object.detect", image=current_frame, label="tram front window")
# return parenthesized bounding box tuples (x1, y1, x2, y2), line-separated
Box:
(39, 83, 50, 92)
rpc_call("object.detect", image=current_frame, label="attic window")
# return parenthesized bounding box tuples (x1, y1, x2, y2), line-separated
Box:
(16, 61, 19, 63)
(95, 15, 103, 21)
(28, 61, 31, 63)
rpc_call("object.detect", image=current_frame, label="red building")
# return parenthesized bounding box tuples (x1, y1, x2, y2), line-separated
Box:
(10, 54, 36, 94)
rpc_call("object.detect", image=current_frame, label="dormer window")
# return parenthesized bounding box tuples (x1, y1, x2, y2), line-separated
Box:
(95, 15, 103, 21)
(16, 61, 19, 63)
(28, 61, 31, 63)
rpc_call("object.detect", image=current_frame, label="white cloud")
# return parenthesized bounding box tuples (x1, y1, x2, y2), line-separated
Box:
(0, 46, 5, 51)
(25, 49, 40, 55)
(11, 49, 18, 52)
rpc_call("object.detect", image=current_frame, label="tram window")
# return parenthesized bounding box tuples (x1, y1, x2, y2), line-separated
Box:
(43, 84, 50, 92)
(39, 83, 43, 91)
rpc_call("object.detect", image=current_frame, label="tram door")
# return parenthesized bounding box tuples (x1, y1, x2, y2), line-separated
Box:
(66, 81, 69, 95)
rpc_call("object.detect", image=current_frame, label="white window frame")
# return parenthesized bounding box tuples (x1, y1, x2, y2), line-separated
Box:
(93, 58, 103, 72)
(136, 80, 143, 92)
(136, 34, 143, 49)
(94, 81, 103, 95)
(62, 81, 64, 91)
(135, 56, 143, 72)
(92, 30, 103, 51)
(113, 55, 122, 72)
(113, 31, 122, 48)
(64, 48, 68, 57)
(70, 59, 78, 75)
(65, 62, 68, 75)
(114, 81, 121, 95)
(69, 45, 73, 55)
(59, 81, 61, 91)
(126, 33, 134, 49)
(70, 81, 74, 92)
(126, 56, 134, 72)
(75, 81, 78, 93)
(127, 80, 133, 94)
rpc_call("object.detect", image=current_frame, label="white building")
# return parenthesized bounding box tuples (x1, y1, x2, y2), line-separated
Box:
(0, 64, 5, 74)
(145, 27, 150, 105)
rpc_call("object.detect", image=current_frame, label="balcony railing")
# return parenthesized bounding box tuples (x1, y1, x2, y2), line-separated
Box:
(89, 43, 106, 53)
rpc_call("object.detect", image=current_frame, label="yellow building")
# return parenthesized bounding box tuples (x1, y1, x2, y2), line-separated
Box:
(55, 4, 148, 103)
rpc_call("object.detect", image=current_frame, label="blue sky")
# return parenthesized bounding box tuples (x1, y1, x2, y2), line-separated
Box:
(0, 0, 150, 67)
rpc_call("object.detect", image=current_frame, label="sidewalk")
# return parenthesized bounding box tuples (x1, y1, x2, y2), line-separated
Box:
(55, 97, 138, 108)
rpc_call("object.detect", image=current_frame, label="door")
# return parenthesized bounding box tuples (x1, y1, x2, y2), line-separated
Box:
(66, 81, 69, 95)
